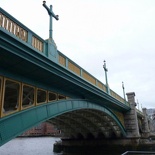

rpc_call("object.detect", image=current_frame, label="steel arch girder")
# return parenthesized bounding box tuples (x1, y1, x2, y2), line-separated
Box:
(0, 99, 126, 146)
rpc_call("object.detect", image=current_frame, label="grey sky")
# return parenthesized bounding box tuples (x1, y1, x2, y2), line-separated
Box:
(1, 0, 155, 109)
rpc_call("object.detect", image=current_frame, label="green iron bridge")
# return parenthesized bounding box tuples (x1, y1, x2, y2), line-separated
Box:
(0, 7, 149, 147)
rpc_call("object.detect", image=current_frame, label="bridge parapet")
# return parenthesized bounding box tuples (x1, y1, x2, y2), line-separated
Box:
(0, 7, 129, 107)
(0, 7, 44, 52)
(58, 52, 128, 105)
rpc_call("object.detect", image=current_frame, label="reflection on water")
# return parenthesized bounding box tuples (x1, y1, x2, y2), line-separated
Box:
(1, 137, 155, 155)
(0, 137, 61, 155)
(0, 137, 128, 155)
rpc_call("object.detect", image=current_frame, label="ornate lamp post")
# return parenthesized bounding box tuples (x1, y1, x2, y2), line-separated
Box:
(42, 1, 59, 62)
(103, 60, 110, 95)
(42, 1, 59, 39)
(122, 81, 126, 104)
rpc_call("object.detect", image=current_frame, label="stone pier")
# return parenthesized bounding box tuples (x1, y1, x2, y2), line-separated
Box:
(141, 108, 150, 138)
(124, 92, 140, 138)
(53, 92, 155, 154)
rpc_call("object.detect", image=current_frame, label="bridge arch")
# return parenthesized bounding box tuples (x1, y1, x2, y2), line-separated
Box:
(0, 99, 126, 146)
(48, 108, 125, 139)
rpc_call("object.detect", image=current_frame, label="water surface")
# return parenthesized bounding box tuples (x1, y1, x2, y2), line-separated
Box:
(0, 137, 61, 155)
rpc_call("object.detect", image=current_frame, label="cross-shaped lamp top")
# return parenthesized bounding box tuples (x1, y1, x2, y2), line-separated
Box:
(103, 60, 108, 72)
(43, 1, 59, 20)
(42, 1, 59, 38)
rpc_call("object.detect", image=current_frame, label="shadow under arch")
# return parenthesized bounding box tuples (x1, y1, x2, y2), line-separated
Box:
(0, 99, 126, 146)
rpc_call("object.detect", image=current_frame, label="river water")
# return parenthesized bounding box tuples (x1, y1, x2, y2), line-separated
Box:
(0, 137, 124, 155)
(1, 137, 155, 155)
(0, 137, 62, 155)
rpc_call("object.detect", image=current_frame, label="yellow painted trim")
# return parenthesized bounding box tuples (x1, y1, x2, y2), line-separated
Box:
(59, 55, 66, 67)
(21, 83, 35, 110)
(36, 88, 47, 105)
(48, 91, 58, 102)
(2, 78, 21, 117)
(0, 76, 68, 118)
(0, 76, 3, 118)
(0, 13, 28, 42)
(58, 94, 66, 100)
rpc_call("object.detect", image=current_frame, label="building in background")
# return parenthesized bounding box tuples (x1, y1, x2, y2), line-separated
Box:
(21, 122, 61, 137)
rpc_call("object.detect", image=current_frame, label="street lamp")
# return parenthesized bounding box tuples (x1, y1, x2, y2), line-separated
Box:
(42, 1, 59, 39)
(122, 82, 126, 104)
(103, 60, 110, 95)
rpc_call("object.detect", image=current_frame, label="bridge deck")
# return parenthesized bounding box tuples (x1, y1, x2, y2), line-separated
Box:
(0, 7, 145, 147)
(0, 7, 131, 118)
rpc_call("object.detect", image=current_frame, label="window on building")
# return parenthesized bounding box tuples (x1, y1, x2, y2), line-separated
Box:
(37, 89, 46, 104)
(22, 85, 35, 108)
(3, 79, 20, 113)
(35, 124, 42, 130)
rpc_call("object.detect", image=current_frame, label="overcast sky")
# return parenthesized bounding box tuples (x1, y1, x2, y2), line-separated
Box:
(1, 0, 155, 109)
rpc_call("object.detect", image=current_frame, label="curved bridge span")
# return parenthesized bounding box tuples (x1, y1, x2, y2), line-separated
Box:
(0, 7, 147, 148)
(0, 99, 126, 146)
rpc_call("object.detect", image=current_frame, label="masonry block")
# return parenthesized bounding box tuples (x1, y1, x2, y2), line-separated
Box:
(124, 92, 140, 138)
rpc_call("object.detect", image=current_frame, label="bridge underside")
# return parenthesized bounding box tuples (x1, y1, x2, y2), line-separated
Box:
(48, 109, 124, 139)
(0, 99, 126, 146)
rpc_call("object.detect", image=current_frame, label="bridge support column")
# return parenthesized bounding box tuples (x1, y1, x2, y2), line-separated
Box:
(141, 108, 150, 138)
(46, 38, 58, 63)
(124, 92, 140, 138)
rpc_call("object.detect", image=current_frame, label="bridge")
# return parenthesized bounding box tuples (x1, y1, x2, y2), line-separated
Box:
(0, 6, 153, 152)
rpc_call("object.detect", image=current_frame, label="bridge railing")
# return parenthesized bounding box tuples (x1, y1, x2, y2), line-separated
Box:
(0, 7, 44, 52)
(0, 7, 128, 107)
(58, 53, 128, 105)
(110, 89, 126, 104)
(136, 108, 144, 117)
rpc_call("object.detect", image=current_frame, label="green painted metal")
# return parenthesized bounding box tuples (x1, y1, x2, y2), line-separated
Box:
(0, 7, 144, 146)
(42, 2, 59, 62)
(0, 99, 126, 146)
(122, 82, 127, 104)
(103, 60, 111, 95)
(0, 26, 130, 112)
(42, 1, 59, 39)
(0, 7, 132, 112)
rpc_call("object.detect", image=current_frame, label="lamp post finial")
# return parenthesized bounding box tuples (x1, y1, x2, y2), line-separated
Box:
(42, 1, 59, 39)
(122, 81, 126, 104)
(103, 60, 110, 95)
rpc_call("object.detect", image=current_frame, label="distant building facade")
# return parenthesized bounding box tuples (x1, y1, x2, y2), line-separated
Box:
(21, 122, 61, 136)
